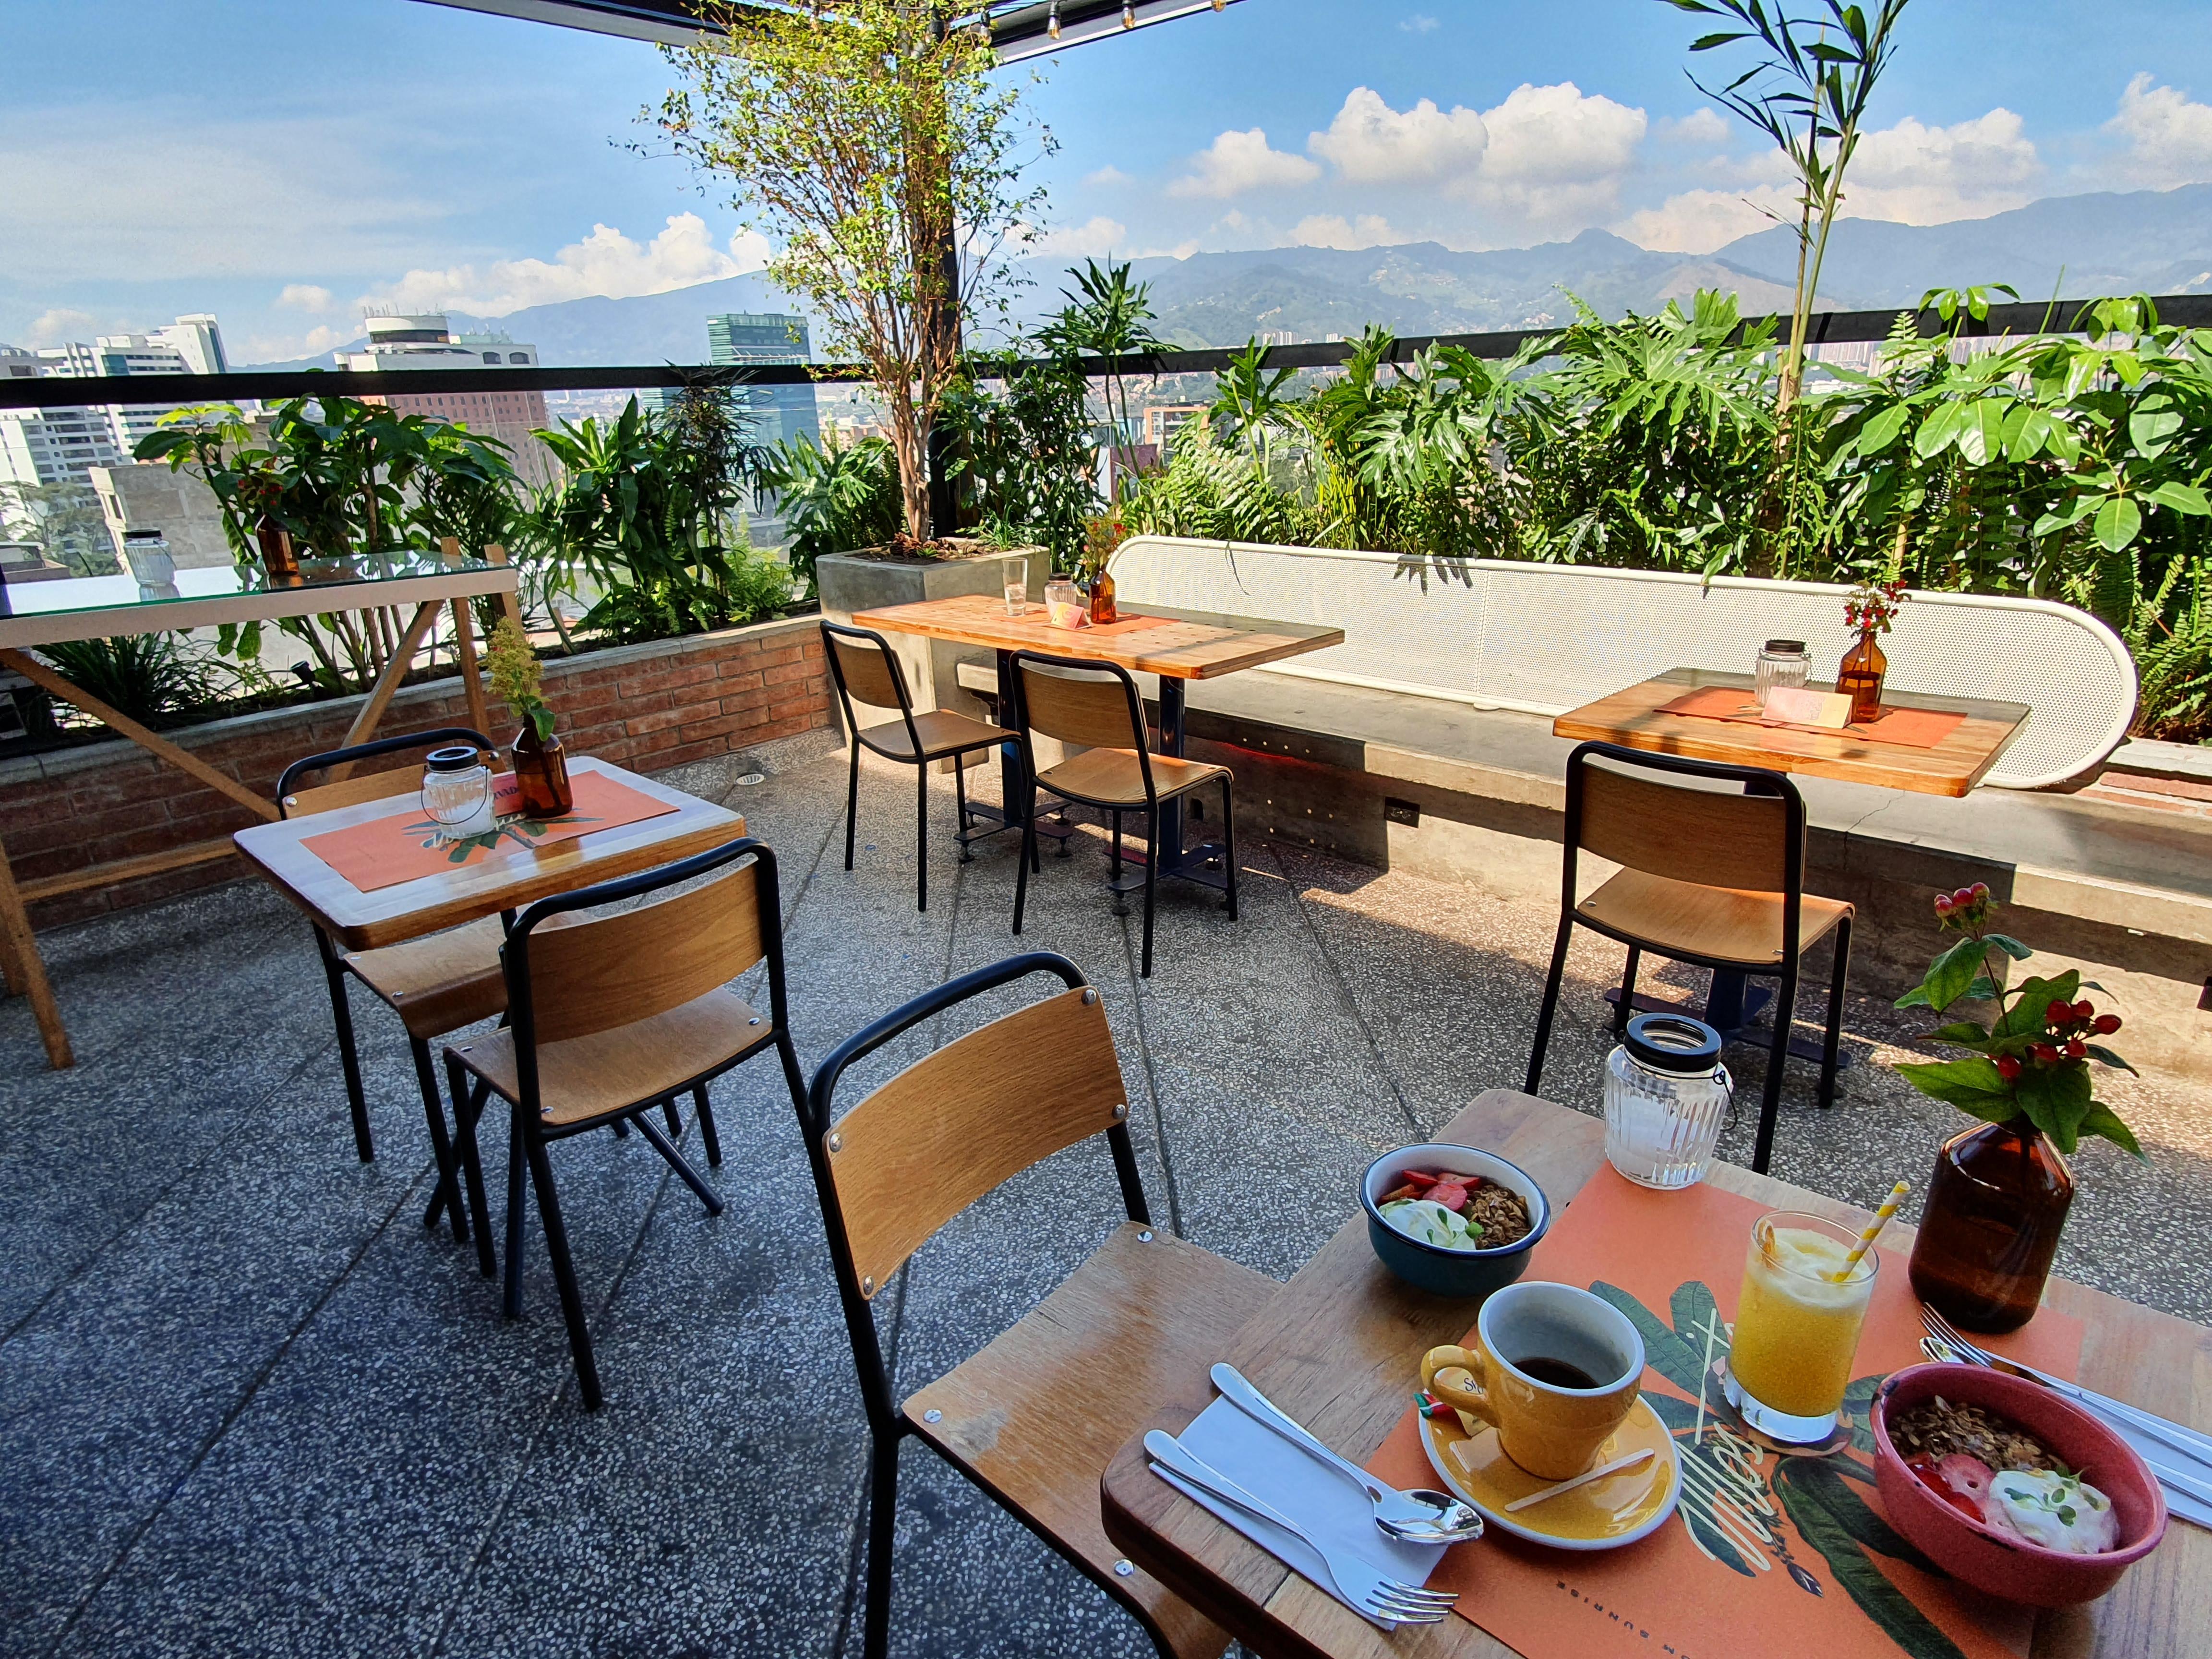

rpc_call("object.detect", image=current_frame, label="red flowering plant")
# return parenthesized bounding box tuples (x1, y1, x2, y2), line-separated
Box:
(1844, 576, 1908, 635)
(1892, 882, 2144, 1158)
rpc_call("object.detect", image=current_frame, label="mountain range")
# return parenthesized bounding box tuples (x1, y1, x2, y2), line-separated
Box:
(239, 184, 2212, 371)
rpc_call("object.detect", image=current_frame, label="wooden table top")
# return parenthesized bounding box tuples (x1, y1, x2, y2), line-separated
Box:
(1551, 668, 2032, 798)
(1101, 1089, 2212, 1659)
(848, 595, 1346, 680)
(232, 757, 745, 951)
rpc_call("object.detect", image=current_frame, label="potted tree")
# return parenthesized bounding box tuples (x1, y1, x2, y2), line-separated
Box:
(655, 0, 1048, 718)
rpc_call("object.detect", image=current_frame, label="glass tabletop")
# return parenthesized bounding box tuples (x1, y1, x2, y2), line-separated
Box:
(0, 546, 497, 622)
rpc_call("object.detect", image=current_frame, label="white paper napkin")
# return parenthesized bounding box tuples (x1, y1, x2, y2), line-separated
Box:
(1151, 1396, 1449, 1628)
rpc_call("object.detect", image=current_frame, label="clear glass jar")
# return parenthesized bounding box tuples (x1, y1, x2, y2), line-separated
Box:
(1603, 1013, 1732, 1189)
(1754, 638, 1810, 708)
(1045, 577, 1086, 628)
(421, 744, 495, 842)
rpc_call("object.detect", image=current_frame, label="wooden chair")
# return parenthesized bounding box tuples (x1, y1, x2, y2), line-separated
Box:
(1008, 651, 1237, 978)
(802, 951, 1274, 1659)
(277, 726, 509, 1265)
(1524, 741, 1852, 1174)
(821, 621, 1015, 912)
(443, 835, 805, 1409)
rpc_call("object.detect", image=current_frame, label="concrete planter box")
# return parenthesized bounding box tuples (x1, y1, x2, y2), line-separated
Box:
(816, 543, 1046, 731)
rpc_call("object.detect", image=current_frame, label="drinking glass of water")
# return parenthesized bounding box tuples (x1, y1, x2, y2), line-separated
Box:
(1004, 558, 1028, 617)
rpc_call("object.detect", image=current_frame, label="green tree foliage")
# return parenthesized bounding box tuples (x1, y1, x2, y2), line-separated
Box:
(762, 433, 904, 587)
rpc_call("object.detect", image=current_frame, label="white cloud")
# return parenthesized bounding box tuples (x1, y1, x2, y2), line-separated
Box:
(1292, 213, 1401, 250)
(1840, 109, 2040, 222)
(237, 323, 351, 364)
(1620, 186, 1796, 252)
(276, 284, 335, 312)
(1083, 164, 1132, 187)
(363, 216, 776, 316)
(1310, 87, 1489, 182)
(2104, 73, 2212, 188)
(1658, 108, 1730, 144)
(1167, 129, 1321, 199)
(1400, 13, 1440, 32)
(1469, 82, 1648, 220)
(1029, 216, 1128, 258)
(27, 308, 95, 346)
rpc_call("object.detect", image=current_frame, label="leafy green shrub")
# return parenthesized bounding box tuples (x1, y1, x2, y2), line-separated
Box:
(763, 434, 902, 586)
(38, 634, 223, 727)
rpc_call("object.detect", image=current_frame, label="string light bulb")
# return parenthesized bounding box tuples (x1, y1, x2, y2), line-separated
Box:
(1121, 0, 1136, 27)
(1210, 0, 1225, 10)
(1046, 0, 1059, 37)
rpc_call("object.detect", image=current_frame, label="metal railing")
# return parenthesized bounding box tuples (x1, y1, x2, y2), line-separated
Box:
(6, 292, 2209, 412)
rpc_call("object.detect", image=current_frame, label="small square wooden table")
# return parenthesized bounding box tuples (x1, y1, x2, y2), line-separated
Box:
(849, 595, 1344, 889)
(1551, 667, 2032, 800)
(1100, 1090, 2212, 1659)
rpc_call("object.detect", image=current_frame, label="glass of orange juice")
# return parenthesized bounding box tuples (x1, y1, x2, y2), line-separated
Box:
(1724, 1211, 1877, 1443)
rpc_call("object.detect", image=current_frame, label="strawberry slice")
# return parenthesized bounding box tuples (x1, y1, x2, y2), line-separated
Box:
(1378, 1184, 1421, 1205)
(1398, 1169, 1439, 1189)
(1429, 1182, 1470, 1214)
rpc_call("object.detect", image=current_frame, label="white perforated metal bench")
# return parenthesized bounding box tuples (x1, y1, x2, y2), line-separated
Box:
(1114, 536, 2137, 789)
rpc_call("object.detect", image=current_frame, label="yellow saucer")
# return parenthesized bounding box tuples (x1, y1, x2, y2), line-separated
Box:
(1418, 1396, 1681, 1550)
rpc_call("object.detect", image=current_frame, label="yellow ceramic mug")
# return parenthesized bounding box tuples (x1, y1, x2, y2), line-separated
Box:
(1420, 1280, 1646, 1480)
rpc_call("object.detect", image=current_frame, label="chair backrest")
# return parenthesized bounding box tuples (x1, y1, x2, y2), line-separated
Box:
(1011, 652, 1146, 753)
(1565, 742, 1800, 896)
(821, 622, 911, 712)
(506, 838, 774, 1050)
(1112, 534, 2138, 788)
(827, 986, 1129, 1300)
(277, 727, 496, 819)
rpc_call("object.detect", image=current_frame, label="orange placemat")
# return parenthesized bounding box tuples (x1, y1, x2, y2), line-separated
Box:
(1037, 609, 1181, 637)
(1369, 1166, 2084, 1659)
(1659, 685, 1967, 749)
(302, 769, 678, 893)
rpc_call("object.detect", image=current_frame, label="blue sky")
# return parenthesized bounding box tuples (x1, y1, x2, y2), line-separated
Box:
(5, 0, 2211, 362)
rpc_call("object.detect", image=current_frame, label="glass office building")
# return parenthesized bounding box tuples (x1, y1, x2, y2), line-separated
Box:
(706, 313, 820, 452)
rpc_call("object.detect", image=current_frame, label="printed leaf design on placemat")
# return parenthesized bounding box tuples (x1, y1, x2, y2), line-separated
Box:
(405, 811, 603, 864)
(1776, 1459, 1967, 1659)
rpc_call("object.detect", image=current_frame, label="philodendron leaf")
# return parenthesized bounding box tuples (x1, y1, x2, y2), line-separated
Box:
(2080, 1104, 2148, 1161)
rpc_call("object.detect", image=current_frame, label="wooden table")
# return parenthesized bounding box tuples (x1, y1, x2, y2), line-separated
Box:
(0, 541, 521, 1068)
(232, 756, 744, 952)
(849, 595, 1344, 888)
(1101, 1089, 2212, 1659)
(1551, 667, 2031, 800)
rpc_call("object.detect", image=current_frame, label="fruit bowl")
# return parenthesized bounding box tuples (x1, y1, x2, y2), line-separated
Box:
(1870, 1362, 2166, 1607)
(1361, 1142, 1550, 1300)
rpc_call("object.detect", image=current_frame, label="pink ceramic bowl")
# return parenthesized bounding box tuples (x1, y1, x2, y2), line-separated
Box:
(1871, 1362, 2167, 1607)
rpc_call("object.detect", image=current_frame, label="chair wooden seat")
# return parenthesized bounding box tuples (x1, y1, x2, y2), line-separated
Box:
(1036, 747, 1226, 809)
(1577, 870, 1851, 967)
(905, 1222, 1274, 1659)
(344, 915, 508, 1040)
(450, 986, 767, 1127)
(859, 707, 1012, 762)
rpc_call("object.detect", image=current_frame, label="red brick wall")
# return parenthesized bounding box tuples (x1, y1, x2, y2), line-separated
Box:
(2, 615, 831, 929)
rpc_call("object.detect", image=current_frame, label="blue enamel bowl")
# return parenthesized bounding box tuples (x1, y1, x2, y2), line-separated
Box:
(1362, 1142, 1551, 1300)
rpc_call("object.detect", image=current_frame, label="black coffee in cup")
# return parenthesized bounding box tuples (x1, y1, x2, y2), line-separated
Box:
(1512, 1355, 1604, 1390)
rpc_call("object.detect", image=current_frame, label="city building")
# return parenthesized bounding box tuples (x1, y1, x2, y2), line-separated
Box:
(706, 312, 821, 451)
(86, 462, 234, 571)
(1142, 403, 1209, 454)
(0, 316, 232, 488)
(338, 314, 558, 488)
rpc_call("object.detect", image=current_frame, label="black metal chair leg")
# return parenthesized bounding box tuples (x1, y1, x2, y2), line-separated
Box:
(863, 1431, 900, 1659)
(445, 1053, 497, 1280)
(1819, 917, 1851, 1108)
(845, 739, 860, 872)
(1110, 809, 1129, 917)
(1524, 915, 1575, 1095)
(523, 1131, 602, 1409)
(1613, 946, 1643, 1034)
(954, 755, 973, 863)
(1751, 966, 1801, 1175)
(634, 1110, 724, 1214)
(610, 1116, 629, 1139)
(1220, 776, 1239, 920)
(1140, 804, 1159, 978)
(317, 938, 375, 1163)
(1012, 794, 1036, 935)
(693, 1083, 721, 1166)
(914, 762, 928, 913)
(504, 1101, 528, 1319)
(411, 1037, 468, 1241)
(662, 1095, 684, 1137)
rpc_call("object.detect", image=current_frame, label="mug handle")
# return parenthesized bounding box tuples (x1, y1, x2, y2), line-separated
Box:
(1420, 1345, 1500, 1431)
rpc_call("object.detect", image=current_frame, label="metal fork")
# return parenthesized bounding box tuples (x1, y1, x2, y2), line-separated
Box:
(1143, 1431, 1456, 1628)
(1919, 1303, 2212, 1472)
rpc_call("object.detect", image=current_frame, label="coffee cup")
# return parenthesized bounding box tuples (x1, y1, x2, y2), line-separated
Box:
(1419, 1281, 1645, 1480)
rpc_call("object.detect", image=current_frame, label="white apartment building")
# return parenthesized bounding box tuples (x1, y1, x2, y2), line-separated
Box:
(339, 314, 557, 488)
(0, 315, 232, 488)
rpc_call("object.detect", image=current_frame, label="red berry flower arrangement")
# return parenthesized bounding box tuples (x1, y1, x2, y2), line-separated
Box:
(1894, 883, 2144, 1157)
(1844, 577, 1908, 635)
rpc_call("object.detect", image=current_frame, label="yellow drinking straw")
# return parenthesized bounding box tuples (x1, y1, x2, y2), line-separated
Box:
(1832, 1181, 1910, 1280)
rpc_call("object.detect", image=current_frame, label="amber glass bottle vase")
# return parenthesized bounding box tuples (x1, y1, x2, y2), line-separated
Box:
(1907, 1117, 2073, 1334)
(511, 720, 574, 818)
(1836, 627, 1887, 724)
(1085, 566, 1118, 626)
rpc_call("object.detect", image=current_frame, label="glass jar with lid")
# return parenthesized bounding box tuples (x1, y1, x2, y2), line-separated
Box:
(1604, 1012, 1732, 1190)
(1754, 639, 1810, 709)
(421, 744, 496, 842)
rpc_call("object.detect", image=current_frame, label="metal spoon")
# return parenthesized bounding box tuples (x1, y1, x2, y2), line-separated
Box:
(1210, 1362, 1486, 1546)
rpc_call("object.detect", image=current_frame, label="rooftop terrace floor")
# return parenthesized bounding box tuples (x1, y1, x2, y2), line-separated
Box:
(3, 730, 2207, 1659)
